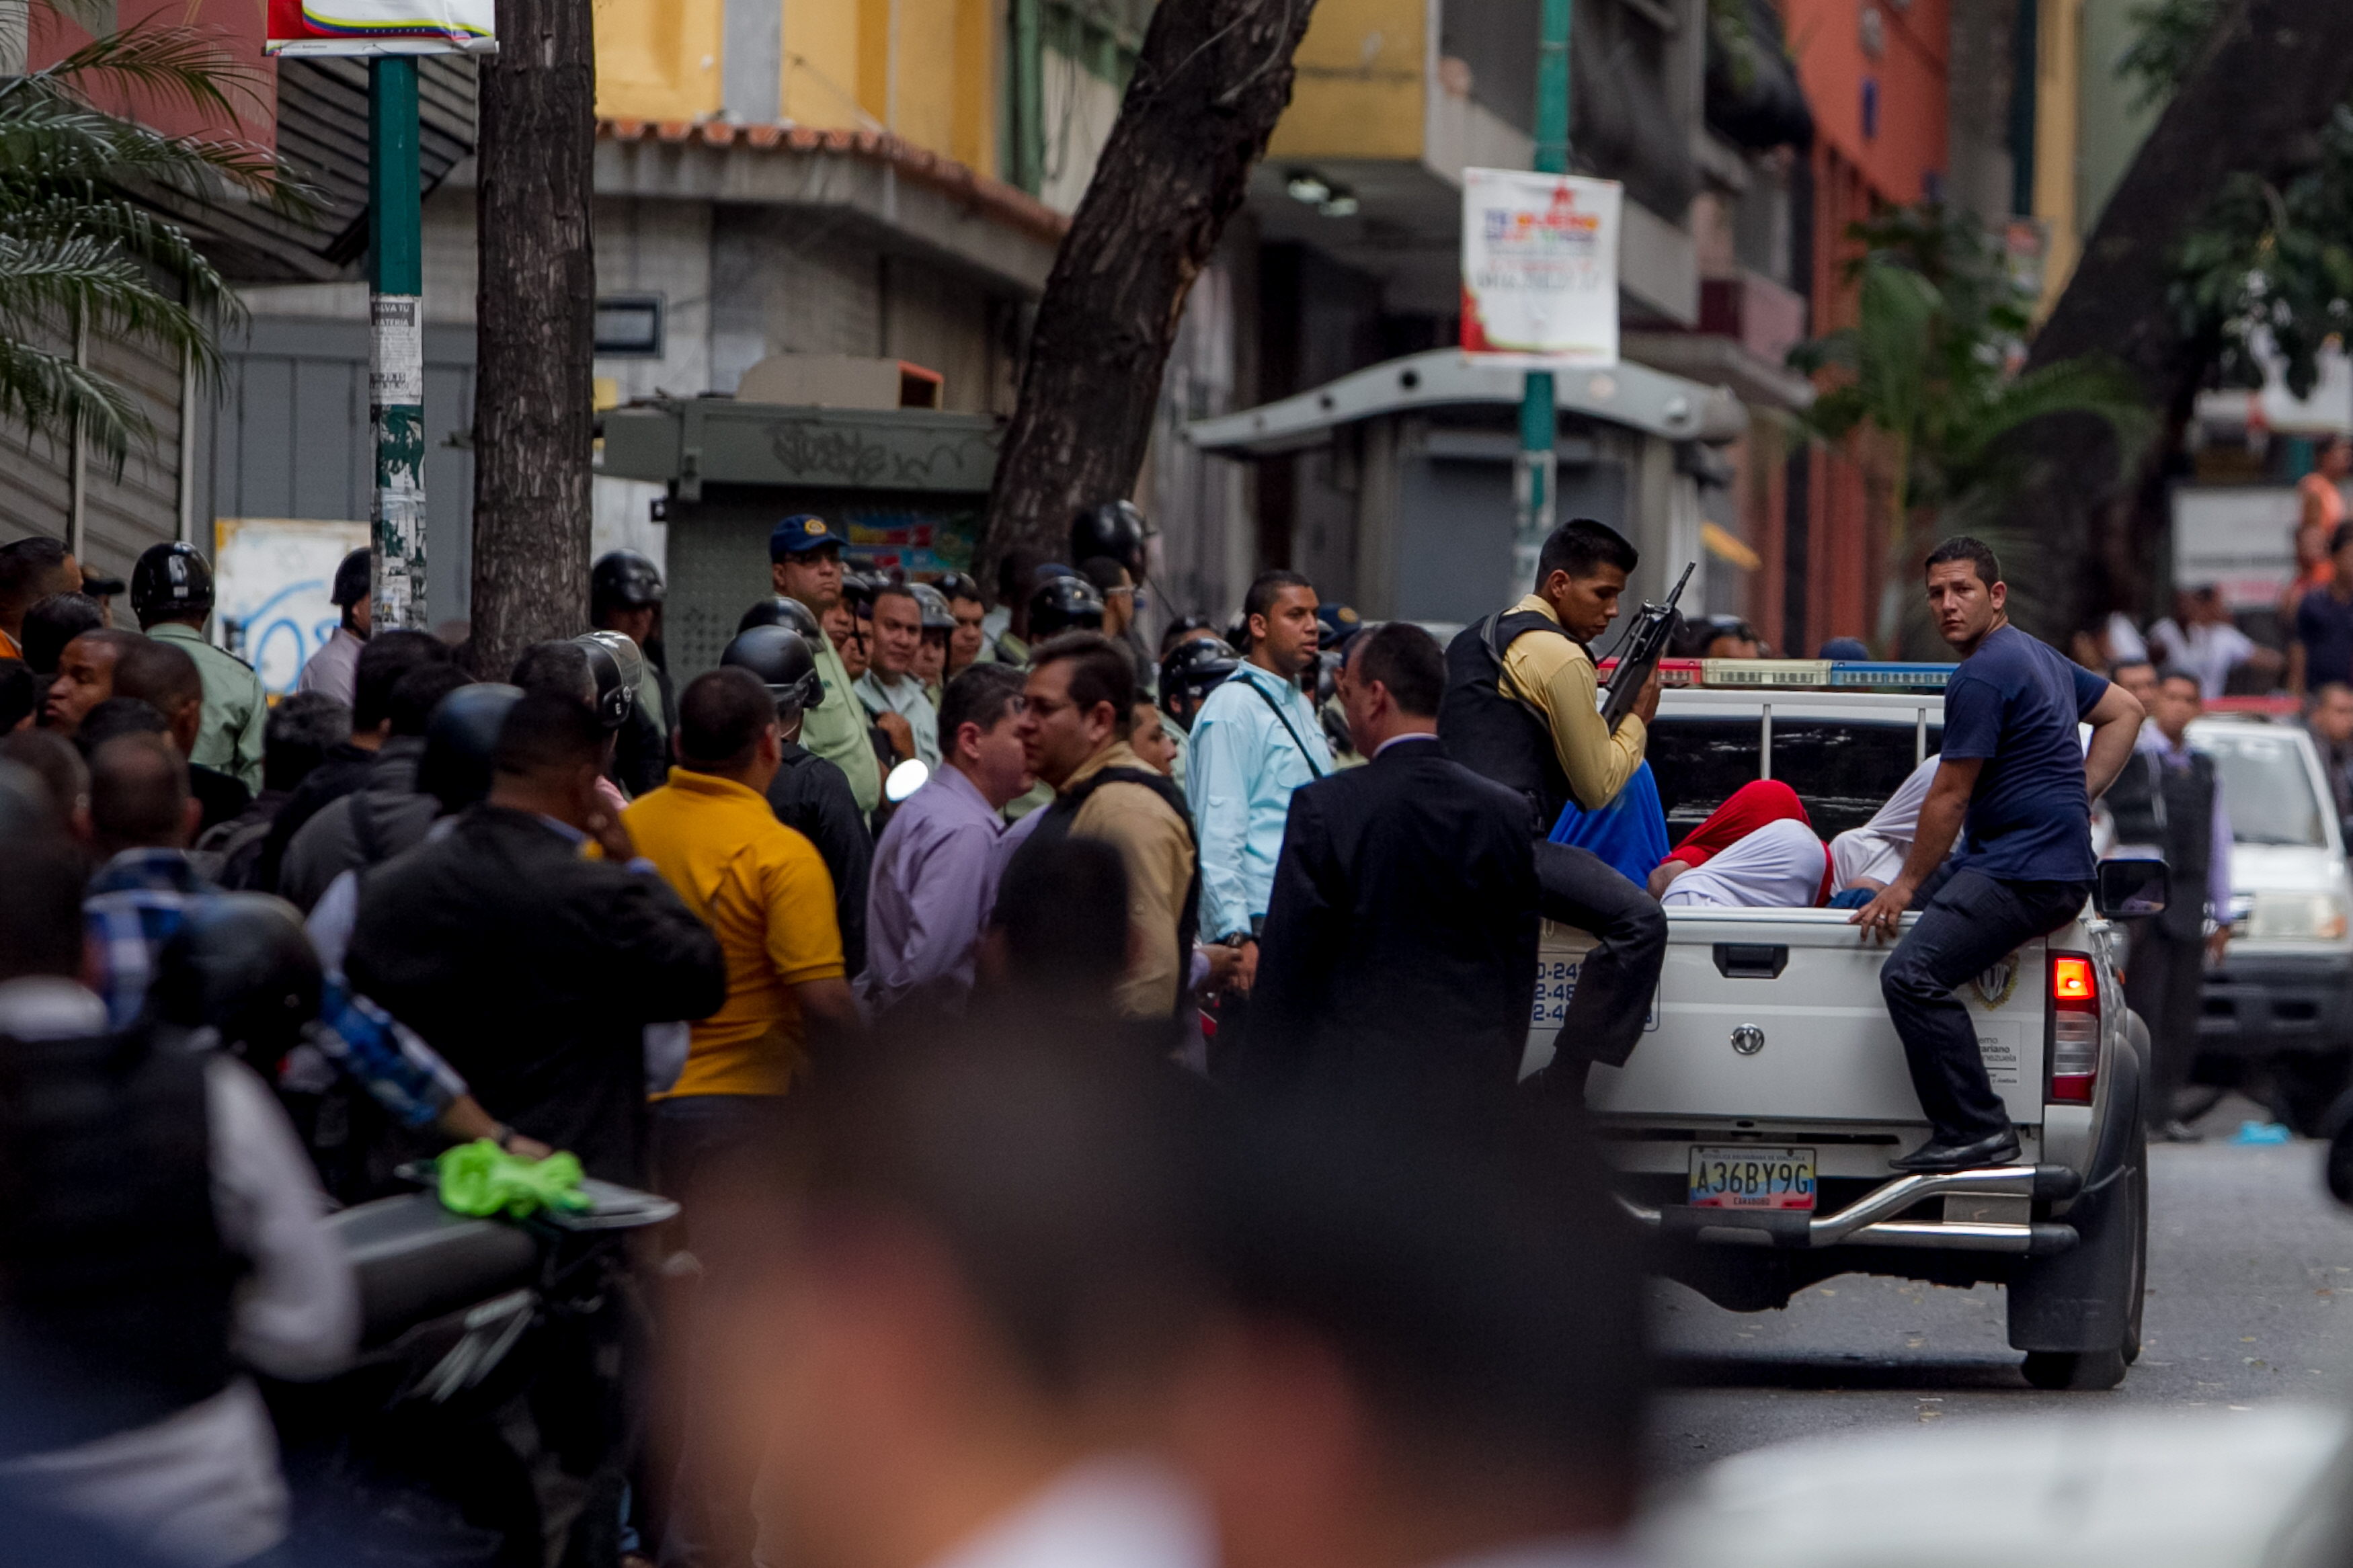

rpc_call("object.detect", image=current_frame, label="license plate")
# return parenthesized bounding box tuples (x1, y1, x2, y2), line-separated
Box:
(1688, 1147, 1817, 1211)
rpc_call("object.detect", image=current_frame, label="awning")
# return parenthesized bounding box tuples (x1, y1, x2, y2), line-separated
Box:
(1185, 347, 1749, 457)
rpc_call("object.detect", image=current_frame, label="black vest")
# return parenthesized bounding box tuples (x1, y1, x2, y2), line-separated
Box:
(2105, 748, 2217, 942)
(0, 1023, 239, 1456)
(1439, 610, 1579, 837)
(1015, 765, 1201, 1016)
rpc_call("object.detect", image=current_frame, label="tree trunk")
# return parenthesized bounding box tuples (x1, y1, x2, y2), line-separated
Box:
(977, 0, 1319, 595)
(468, 0, 596, 677)
(2013, 0, 2353, 636)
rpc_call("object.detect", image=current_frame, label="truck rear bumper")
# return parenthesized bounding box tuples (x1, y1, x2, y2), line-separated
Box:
(1617, 1163, 2082, 1256)
(2200, 952, 2353, 1058)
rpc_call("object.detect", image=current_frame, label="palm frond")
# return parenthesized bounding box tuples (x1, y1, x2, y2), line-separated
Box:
(1945, 356, 2153, 470)
(5, 12, 270, 128)
(0, 233, 221, 377)
(0, 331, 155, 465)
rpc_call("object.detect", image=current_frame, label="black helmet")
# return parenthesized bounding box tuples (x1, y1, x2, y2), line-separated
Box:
(1160, 636, 1238, 727)
(330, 548, 371, 610)
(591, 549, 665, 618)
(575, 630, 643, 731)
(1069, 500, 1150, 576)
(152, 894, 321, 1074)
(932, 571, 984, 606)
(1027, 574, 1105, 641)
(418, 682, 522, 813)
(738, 595, 824, 640)
(723, 624, 825, 712)
(838, 571, 880, 614)
(130, 541, 214, 626)
(909, 583, 956, 632)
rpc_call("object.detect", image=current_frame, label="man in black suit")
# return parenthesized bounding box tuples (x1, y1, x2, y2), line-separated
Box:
(1242, 621, 1540, 1116)
(346, 690, 727, 1183)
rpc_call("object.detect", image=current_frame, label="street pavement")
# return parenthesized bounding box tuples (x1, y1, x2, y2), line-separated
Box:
(1646, 1100, 2353, 1481)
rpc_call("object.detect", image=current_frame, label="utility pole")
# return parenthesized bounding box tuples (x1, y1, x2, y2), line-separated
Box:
(370, 56, 427, 632)
(1514, 0, 1572, 584)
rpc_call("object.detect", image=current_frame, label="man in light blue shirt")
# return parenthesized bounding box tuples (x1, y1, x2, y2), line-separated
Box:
(1184, 570, 1330, 991)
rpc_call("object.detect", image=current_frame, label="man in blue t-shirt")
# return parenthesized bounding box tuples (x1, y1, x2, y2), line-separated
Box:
(1849, 538, 2145, 1172)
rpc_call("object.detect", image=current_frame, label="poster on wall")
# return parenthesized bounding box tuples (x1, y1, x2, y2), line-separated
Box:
(1460, 168, 1622, 367)
(266, 0, 494, 56)
(214, 518, 370, 697)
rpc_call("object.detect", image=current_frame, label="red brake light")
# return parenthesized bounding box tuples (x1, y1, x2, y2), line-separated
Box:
(2048, 952, 2099, 1104)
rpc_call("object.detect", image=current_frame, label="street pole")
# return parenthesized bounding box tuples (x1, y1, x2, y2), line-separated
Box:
(370, 56, 428, 632)
(1513, 0, 1572, 589)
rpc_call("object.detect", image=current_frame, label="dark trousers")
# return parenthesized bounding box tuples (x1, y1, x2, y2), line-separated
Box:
(1531, 841, 1669, 1073)
(2125, 919, 2205, 1129)
(1882, 870, 2092, 1143)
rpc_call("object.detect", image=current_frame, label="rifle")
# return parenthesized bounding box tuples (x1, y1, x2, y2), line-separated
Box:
(1598, 561, 1696, 733)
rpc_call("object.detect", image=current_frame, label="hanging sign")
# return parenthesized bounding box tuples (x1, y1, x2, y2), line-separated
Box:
(1460, 168, 1622, 367)
(266, 0, 494, 55)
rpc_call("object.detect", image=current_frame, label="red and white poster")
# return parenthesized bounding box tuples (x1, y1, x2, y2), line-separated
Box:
(266, 0, 493, 55)
(1460, 168, 1622, 367)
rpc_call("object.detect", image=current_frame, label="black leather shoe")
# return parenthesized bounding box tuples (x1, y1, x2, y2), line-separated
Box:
(1890, 1129, 2021, 1173)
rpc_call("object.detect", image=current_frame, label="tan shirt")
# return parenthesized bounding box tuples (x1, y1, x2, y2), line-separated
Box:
(1064, 741, 1196, 1019)
(1496, 594, 1648, 812)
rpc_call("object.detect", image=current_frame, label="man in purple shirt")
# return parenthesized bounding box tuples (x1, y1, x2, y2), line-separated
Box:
(859, 663, 1033, 1018)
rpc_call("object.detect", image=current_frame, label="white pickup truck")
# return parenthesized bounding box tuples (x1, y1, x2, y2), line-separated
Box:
(1527, 677, 2155, 1391)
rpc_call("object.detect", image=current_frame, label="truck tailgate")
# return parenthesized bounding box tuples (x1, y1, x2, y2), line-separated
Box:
(1527, 911, 2051, 1127)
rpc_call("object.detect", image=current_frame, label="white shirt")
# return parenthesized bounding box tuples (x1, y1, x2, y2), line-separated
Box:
(2147, 618, 2256, 699)
(0, 979, 358, 1566)
(1660, 818, 1828, 908)
(295, 624, 365, 708)
(923, 1456, 1211, 1568)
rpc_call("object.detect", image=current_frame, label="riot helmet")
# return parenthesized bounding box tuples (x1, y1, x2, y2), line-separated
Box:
(1069, 500, 1151, 577)
(1027, 574, 1105, 641)
(418, 682, 522, 813)
(738, 595, 824, 641)
(909, 582, 957, 632)
(591, 549, 666, 618)
(129, 541, 214, 627)
(722, 624, 826, 712)
(1159, 636, 1238, 730)
(574, 630, 643, 731)
(152, 894, 322, 1075)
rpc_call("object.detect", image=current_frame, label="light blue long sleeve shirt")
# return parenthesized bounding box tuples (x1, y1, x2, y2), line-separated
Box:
(1183, 660, 1332, 941)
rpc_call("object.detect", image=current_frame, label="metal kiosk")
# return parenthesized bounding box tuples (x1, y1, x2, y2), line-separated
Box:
(600, 397, 1002, 677)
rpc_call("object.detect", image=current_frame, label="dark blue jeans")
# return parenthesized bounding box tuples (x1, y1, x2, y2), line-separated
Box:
(1881, 869, 2092, 1144)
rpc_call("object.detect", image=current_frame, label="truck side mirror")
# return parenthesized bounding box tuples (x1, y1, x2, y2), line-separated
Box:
(2095, 858, 2168, 918)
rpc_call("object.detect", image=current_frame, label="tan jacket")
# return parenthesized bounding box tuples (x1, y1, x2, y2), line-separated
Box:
(1064, 741, 1197, 1019)
(1496, 594, 1648, 812)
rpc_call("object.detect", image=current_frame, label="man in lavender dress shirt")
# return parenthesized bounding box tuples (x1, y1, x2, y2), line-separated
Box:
(860, 663, 1033, 1018)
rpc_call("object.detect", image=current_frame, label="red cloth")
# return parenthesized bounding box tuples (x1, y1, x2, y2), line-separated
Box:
(1663, 780, 1832, 903)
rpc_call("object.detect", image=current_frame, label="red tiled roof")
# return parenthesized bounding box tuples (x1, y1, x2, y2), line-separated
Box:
(598, 118, 1070, 245)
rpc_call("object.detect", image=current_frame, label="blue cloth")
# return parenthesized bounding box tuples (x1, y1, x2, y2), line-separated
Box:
(2296, 587, 2353, 690)
(313, 977, 468, 1126)
(1547, 761, 1670, 884)
(83, 849, 213, 1030)
(1939, 625, 2108, 882)
(860, 764, 1006, 1016)
(1184, 661, 1334, 940)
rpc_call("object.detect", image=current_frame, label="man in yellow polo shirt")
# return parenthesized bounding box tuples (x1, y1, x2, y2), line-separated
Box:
(625, 665, 862, 1203)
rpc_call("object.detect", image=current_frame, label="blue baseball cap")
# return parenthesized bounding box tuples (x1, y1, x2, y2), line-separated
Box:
(770, 513, 847, 560)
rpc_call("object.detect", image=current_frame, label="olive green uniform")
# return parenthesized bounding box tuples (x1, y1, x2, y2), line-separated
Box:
(801, 627, 882, 817)
(149, 620, 266, 791)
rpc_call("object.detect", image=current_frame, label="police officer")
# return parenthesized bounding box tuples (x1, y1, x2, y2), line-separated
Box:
(2106, 666, 2232, 1141)
(1158, 635, 1239, 793)
(1437, 519, 1668, 1097)
(592, 549, 676, 797)
(1027, 573, 1106, 641)
(768, 516, 883, 822)
(296, 547, 370, 708)
(132, 541, 266, 792)
(723, 623, 871, 973)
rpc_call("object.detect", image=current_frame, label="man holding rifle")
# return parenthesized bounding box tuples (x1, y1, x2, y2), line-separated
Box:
(1439, 519, 1671, 1098)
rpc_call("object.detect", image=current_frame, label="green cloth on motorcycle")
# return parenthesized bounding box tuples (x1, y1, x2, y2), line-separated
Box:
(436, 1139, 593, 1219)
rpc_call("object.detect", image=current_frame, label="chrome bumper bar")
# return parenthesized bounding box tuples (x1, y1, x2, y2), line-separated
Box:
(1619, 1164, 2082, 1255)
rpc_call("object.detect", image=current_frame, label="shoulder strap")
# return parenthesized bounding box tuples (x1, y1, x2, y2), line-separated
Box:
(1240, 673, 1326, 780)
(1483, 610, 1568, 725)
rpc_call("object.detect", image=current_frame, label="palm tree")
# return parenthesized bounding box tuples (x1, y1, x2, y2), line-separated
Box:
(0, 0, 310, 468)
(1790, 204, 2151, 653)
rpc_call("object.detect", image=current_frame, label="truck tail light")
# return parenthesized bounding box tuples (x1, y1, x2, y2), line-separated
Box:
(2048, 952, 2098, 1104)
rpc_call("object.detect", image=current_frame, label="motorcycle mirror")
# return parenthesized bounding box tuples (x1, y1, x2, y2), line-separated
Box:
(885, 757, 929, 803)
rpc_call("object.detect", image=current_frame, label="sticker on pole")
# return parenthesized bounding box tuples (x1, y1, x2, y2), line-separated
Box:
(1460, 168, 1622, 367)
(267, 0, 493, 55)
